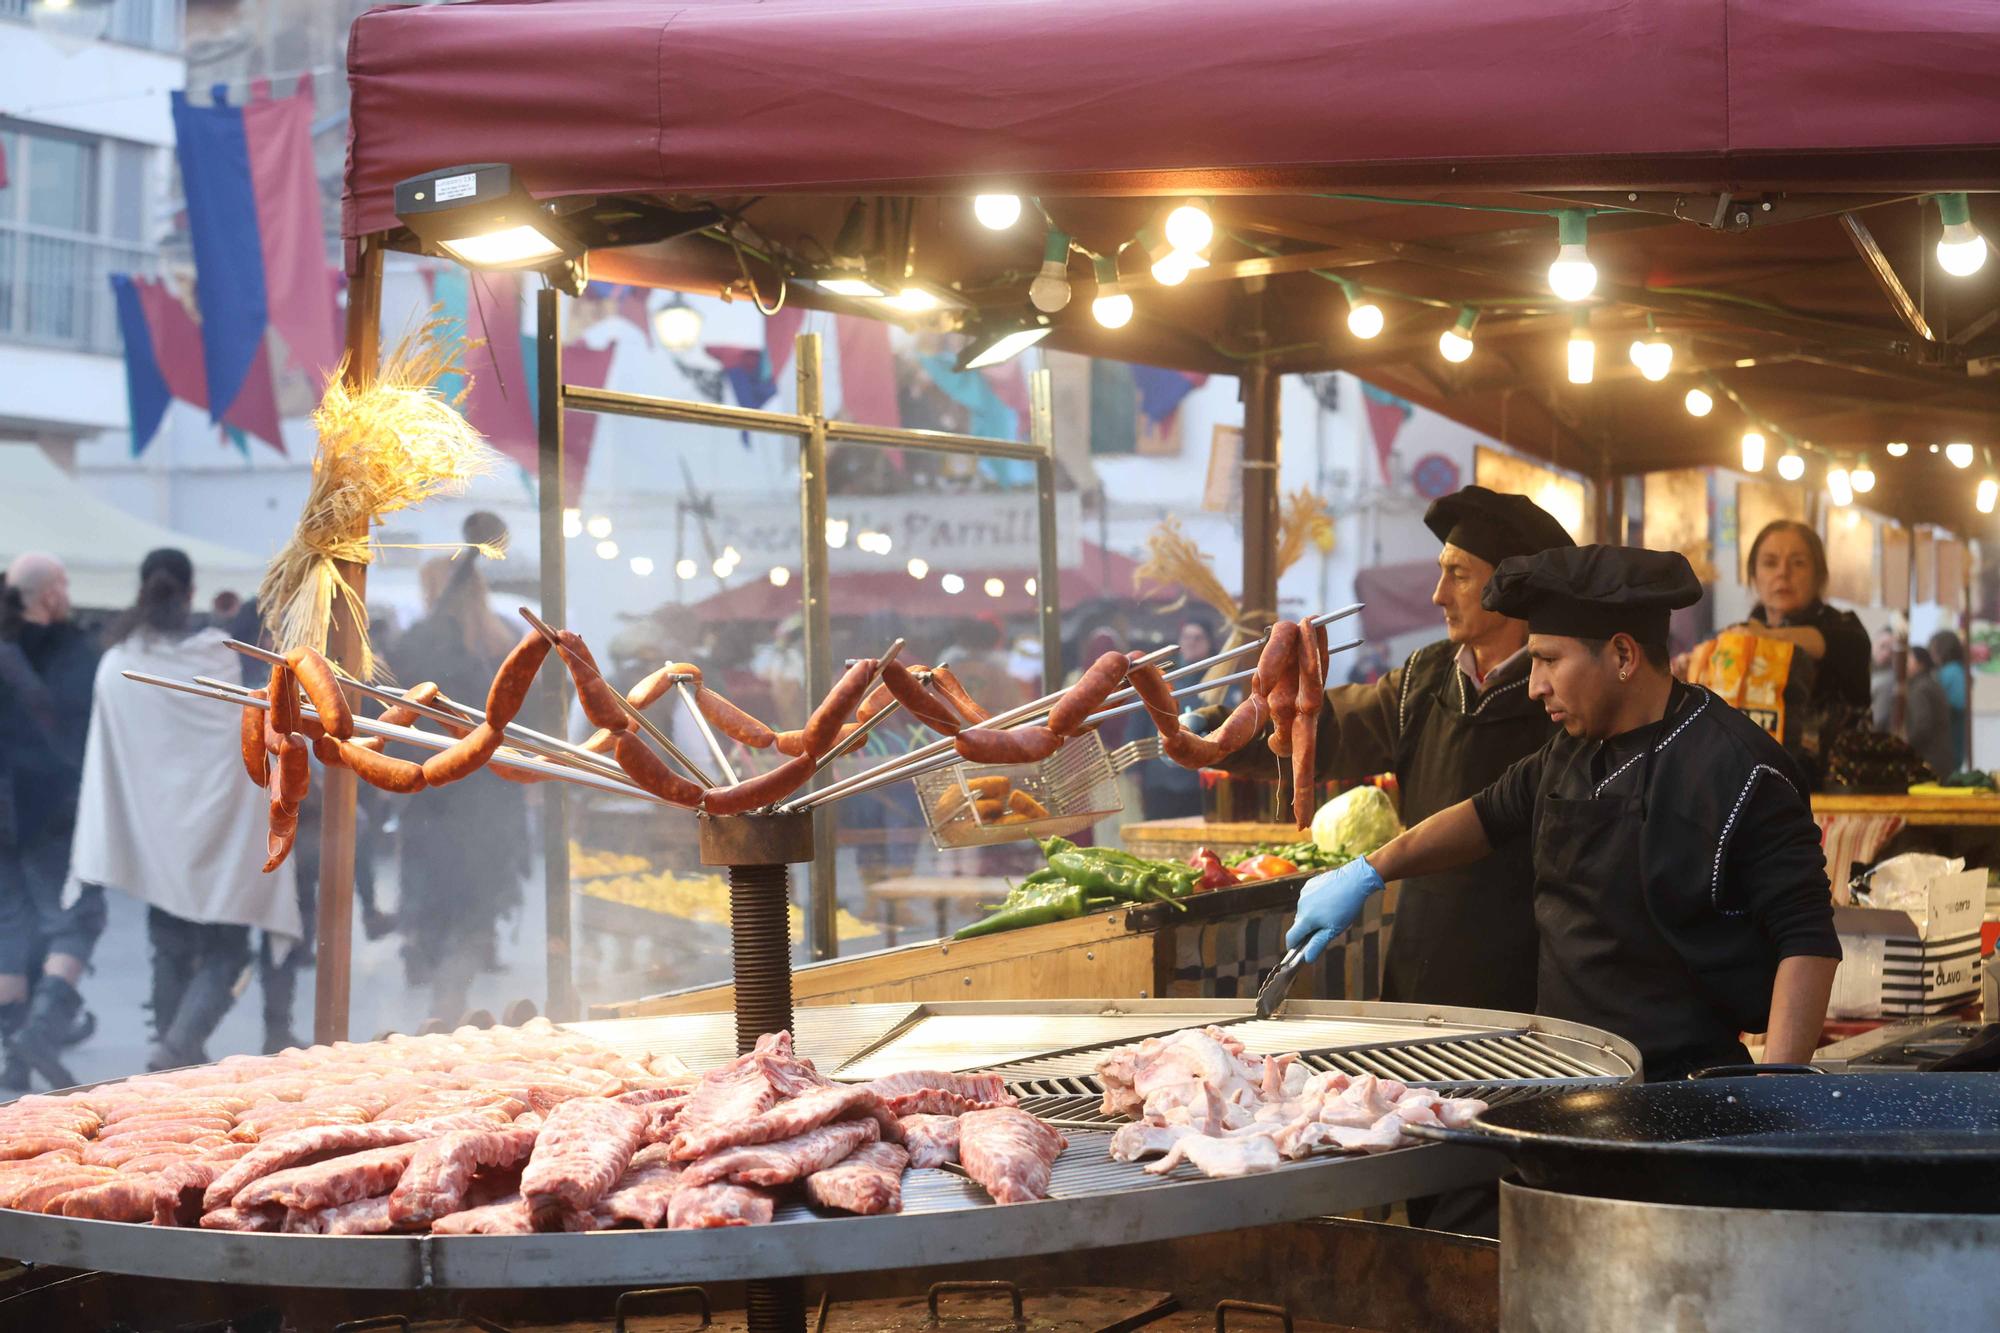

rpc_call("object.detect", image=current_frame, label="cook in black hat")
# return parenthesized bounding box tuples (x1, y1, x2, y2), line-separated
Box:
(1201, 484, 1573, 1018)
(1286, 544, 1841, 1082)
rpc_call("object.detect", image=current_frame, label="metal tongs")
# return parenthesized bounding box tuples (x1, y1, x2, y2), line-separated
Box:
(1255, 943, 1309, 1020)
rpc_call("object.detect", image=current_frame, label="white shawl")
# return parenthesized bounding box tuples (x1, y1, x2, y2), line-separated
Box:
(66, 628, 302, 942)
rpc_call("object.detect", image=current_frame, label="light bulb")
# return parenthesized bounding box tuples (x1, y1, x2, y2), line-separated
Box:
(1946, 441, 1975, 469)
(906, 558, 929, 580)
(1567, 312, 1594, 385)
(885, 287, 942, 313)
(1827, 466, 1853, 508)
(1024, 577, 1037, 596)
(675, 558, 697, 579)
(629, 556, 654, 576)
(723, 545, 740, 563)
(1629, 339, 1672, 381)
(984, 577, 1006, 598)
(562, 510, 583, 540)
(873, 531, 892, 554)
(653, 303, 702, 352)
(1346, 300, 1384, 340)
(769, 566, 791, 587)
(1684, 387, 1713, 417)
(973, 194, 1022, 230)
(940, 573, 965, 595)
(1852, 457, 1876, 493)
(1163, 201, 1214, 254)
(1151, 250, 1193, 286)
(1777, 449, 1805, 482)
(1886, 441, 1909, 457)
(596, 539, 619, 560)
(1547, 209, 1597, 301)
(1091, 256, 1133, 329)
(712, 556, 731, 577)
(1935, 193, 1987, 277)
(585, 514, 612, 539)
(825, 518, 850, 548)
(1741, 431, 1766, 473)
(1438, 307, 1477, 363)
(1029, 232, 1072, 313)
(1980, 476, 1999, 515)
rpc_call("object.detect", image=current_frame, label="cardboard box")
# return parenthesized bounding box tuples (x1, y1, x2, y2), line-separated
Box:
(1829, 867, 1985, 1019)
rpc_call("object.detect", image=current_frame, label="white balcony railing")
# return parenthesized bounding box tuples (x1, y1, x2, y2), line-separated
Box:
(0, 228, 158, 354)
(0, 0, 183, 54)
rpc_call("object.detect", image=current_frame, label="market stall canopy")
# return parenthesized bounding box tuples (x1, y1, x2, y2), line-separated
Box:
(0, 447, 272, 609)
(343, 0, 2000, 532)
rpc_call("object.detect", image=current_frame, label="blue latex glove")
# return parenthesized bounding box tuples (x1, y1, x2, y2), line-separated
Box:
(1284, 857, 1386, 962)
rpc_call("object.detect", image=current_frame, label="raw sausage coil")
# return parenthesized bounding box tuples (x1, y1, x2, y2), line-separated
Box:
(1048, 651, 1128, 737)
(286, 646, 353, 740)
(421, 723, 504, 787)
(927, 667, 992, 724)
(274, 733, 310, 815)
(1291, 616, 1327, 830)
(264, 796, 298, 874)
(775, 723, 860, 758)
(338, 740, 428, 795)
(265, 664, 300, 753)
(700, 751, 817, 816)
(697, 686, 777, 749)
(954, 726, 1063, 765)
(239, 689, 269, 788)
(612, 732, 704, 808)
(1253, 621, 1301, 698)
(485, 632, 551, 729)
(555, 631, 629, 732)
(880, 662, 961, 735)
(1125, 661, 1180, 735)
(800, 659, 877, 758)
(1161, 695, 1266, 770)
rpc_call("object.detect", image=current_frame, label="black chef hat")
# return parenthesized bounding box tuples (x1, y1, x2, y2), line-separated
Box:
(1482, 545, 1701, 643)
(1423, 485, 1576, 568)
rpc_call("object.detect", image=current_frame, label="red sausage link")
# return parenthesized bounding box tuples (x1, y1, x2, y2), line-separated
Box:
(613, 732, 704, 807)
(555, 631, 630, 732)
(697, 686, 777, 749)
(700, 751, 817, 816)
(1162, 696, 1265, 771)
(239, 689, 269, 788)
(1126, 660, 1180, 735)
(485, 632, 551, 729)
(928, 666, 992, 724)
(1253, 621, 1301, 698)
(954, 725, 1063, 765)
(311, 734, 346, 768)
(274, 733, 310, 815)
(855, 680, 895, 725)
(285, 646, 353, 740)
(421, 722, 504, 787)
(800, 659, 877, 758)
(265, 664, 299, 753)
(775, 723, 860, 758)
(1048, 651, 1129, 737)
(339, 740, 427, 794)
(264, 797, 298, 874)
(581, 728, 618, 756)
(880, 662, 961, 735)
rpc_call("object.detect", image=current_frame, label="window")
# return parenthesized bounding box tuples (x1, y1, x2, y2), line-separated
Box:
(0, 0, 184, 55)
(0, 121, 156, 352)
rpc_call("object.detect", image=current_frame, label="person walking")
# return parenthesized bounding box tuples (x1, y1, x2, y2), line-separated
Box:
(68, 550, 302, 1072)
(1902, 646, 1957, 779)
(1928, 629, 1970, 772)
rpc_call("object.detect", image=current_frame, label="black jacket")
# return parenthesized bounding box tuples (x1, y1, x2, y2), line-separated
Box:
(11, 620, 97, 837)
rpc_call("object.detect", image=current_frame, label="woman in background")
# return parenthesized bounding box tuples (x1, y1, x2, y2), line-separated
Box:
(1736, 520, 1872, 714)
(1928, 629, 1970, 773)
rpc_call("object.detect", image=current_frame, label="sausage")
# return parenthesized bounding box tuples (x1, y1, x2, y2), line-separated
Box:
(954, 726, 1063, 765)
(1253, 621, 1301, 698)
(855, 680, 895, 725)
(311, 734, 346, 768)
(800, 658, 877, 758)
(1048, 651, 1129, 737)
(265, 664, 299, 753)
(1292, 617, 1328, 830)
(239, 690, 269, 788)
(555, 631, 629, 732)
(580, 728, 618, 756)
(485, 632, 551, 729)
(700, 751, 817, 816)
(928, 666, 991, 724)
(627, 663, 696, 711)
(420, 722, 504, 787)
(1163, 695, 1266, 771)
(297, 713, 327, 742)
(274, 733, 310, 815)
(337, 740, 427, 794)
(285, 646, 353, 740)
(612, 732, 704, 807)
(697, 687, 777, 749)
(1126, 660, 1181, 735)
(775, 723, 860, 758)
(377, 681, 442, 730)
(880, 662, 961, 735)
(264, 796, 298, 874)
(1266, 664, 1299, 759)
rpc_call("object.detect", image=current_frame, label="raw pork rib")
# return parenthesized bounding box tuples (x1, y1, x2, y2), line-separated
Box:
(862, 1070, 1014, 1117)
(897, 1114, 961, 1169)
(285, 1195, 405, 1235)
(204, 1110, 498, 1211)
(593, 1144, 685, 1228)
(958, 1108, 1067, 1204)
(429, 1194, 596, 1235)
(680, 1118, 878, 1189)
(389, 1123, 539, 1227)
(670, 1083, 882, 1161)
(519, 1096, 645, 1229)
(234, 1143, 421, 1213)
(804, 1141, 908, 1215)
(54, 1174, 164, 1222)
(154, 1145, 256, 1226)
(668, 1181, 778, 1229)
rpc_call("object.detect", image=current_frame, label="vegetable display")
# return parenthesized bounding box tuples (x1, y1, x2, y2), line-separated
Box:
(951, 838, 1201, 940)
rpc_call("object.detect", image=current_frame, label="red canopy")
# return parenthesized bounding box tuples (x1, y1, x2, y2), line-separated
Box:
(343, 0, 2000, 239)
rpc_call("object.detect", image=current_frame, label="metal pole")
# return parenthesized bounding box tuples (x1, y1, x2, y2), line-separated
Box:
(312, 237, 382, 1045)
(1031, 367, 1062, 695)
(536, 285, 577, 1022)
(796, 333, 838, 962)
(1240, 363, 1282, 627)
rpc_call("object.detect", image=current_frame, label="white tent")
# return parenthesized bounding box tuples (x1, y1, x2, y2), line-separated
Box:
(0, 447, 271, 610)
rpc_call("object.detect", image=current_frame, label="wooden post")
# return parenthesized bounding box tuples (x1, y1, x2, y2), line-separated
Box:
(312, 238, 383, 1044)
(1240, 363, 1281, 625)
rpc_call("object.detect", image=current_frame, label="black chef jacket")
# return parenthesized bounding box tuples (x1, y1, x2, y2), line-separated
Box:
(1217, 640, 1554, 1012)
(1472, 682, 1842, 1078)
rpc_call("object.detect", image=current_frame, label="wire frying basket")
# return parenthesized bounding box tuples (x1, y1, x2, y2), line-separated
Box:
(915, 729, 1124, 850)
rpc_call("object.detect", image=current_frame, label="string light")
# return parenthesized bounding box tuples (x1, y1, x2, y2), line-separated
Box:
(1777, 448, 1805, 482)
(1438, 307, 1478, 363)
(712, 556, 731, 577)
(1851, 455, 1876, 493)
(906, 558, 929, 580)
(973, 194, 1022, 230)
(1628, 337, 1673, 381)
(653, 302, 702, 352)
(1163, 201, 1214, 254)
(1029, 232, 1073, 313)
(1091, 255, 1134, 329)
(1935, 193, 1987, 277)
(769, 566, 792, 587)
(629, 556, 654, 576)
(1025, 577, 1037, 596)
(1886, 441, 1909, 457)
(984, 577, 1006, 598)
(675, 558, 697, 579)
(596, 539, 619, 560)
(561, 509, 583, 540)
(1684, 387, 1713, 417)
(585, 514, 612, 539)
(1566, 309, 1594, 385)
(1980, 476, 1999, 515)
(825, 518, 850, 548)
(1548, 210, 1598, 302)
(1827, 466, 1854, 507)
(940, 574, 965, 595)
(1946, 442, 1976, 469)
(1741, 431, 1766, 473)
(1334, 277, 1382, 339)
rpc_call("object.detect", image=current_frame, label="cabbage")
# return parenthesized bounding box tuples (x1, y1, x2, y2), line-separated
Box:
(1311, 785, 1403, 858)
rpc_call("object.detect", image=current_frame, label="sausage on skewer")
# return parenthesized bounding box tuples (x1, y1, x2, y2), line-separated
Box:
(1125, 660, 1180, 735)
(928, 666, 991, 724)
(798, 658, 877, 758)
(612, 732, 704, 807)
(1162, 695, 1267, 770)
(1048, 651, 1129, 737)
(339, 740, 428, 795)
(485, 632, 551, 729)
(264, 664, 300, 754)
(238, 689, 269, 787)
(880, 662, 962, 736)
(1292, 617, 1327, 829)
(421, 723, 504, 787)
(286, 646, 353, 740)
(955, 726, 1063, 766)
(697, 687, 778, 750)
(273, 733, 310, 815)
(701, 751, 818, 816)
(554, 631, 629, 733)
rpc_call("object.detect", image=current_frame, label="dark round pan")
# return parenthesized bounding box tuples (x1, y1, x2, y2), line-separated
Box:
(1404, 1069, 2000, 1212)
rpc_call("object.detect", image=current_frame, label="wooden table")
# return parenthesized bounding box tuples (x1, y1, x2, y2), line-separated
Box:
(865, 874, 1009, 944)
(1120, 817, 1301, 863)
(1812, 793, 2000, 826)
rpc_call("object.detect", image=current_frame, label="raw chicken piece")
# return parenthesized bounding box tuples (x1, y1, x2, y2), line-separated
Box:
(1094, 1047, 1143, 1118)
(520, 1097, 645, 1230)
(1145, 1132, 1282, 1178)
(668, 1180, 778, 1229)
(680, 1118, 879, 1189)
(1317, 1111, 1412, 1154)
(1131, 1028, 1265, 1106)
(1108, 1123, 1190, 1162)
(804, 1141, 908, 1215)
(958, 1108, 1067, 1204)
(897, 1114, 961, 1169)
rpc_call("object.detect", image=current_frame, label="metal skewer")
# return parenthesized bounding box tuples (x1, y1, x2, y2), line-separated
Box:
(128, 672, 668, 803)
(812, 639, 909, 773)
(517, 607, 721, 790)
(674, 679, 742, 788)
(220, 640, 628, 783)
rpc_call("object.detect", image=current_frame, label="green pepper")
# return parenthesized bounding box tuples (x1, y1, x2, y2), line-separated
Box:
(1048, 849, 1155, 901)
(1020, 866, 1067, 888)
(952, 882, 1090, 939)
(1037, 836, 1080, 860)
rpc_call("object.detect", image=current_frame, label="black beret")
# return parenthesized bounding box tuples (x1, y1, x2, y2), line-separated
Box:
(1482, 545, 1701, 643)
(1423, 485, 1575, 568)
